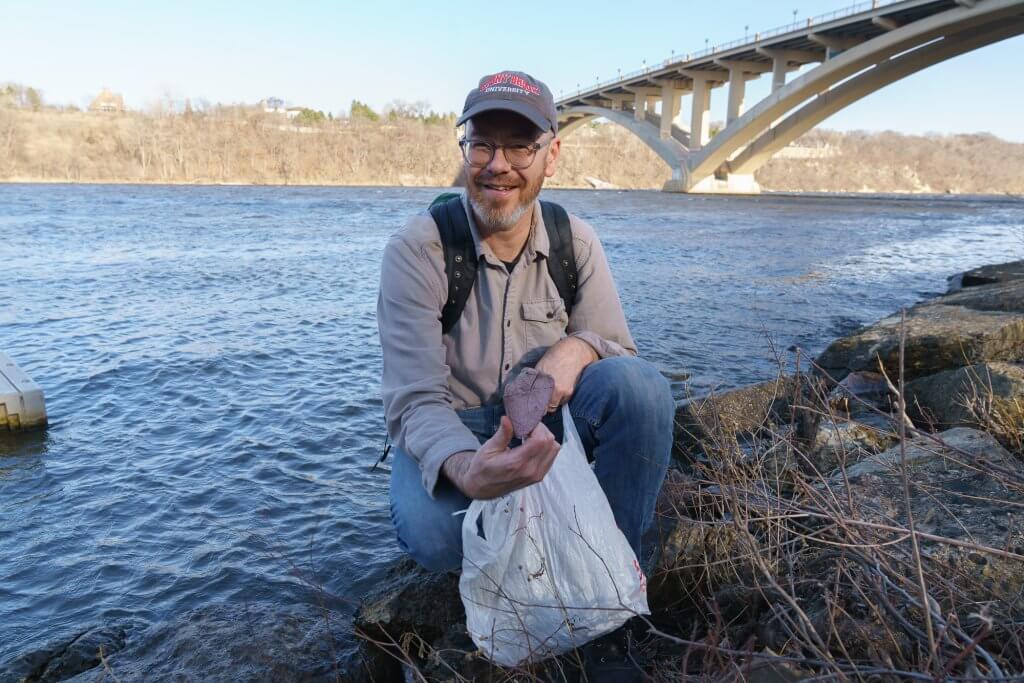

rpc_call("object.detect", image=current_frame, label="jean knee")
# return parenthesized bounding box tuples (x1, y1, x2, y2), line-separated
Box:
(400, 529, 463, 573)
(596, 357, 674, 422)
(389, 447, 466, 573)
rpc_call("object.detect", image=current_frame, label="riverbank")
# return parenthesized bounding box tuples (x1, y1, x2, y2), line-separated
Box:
(3, 108, 1024, 193)
(351, 260, 1024, 681)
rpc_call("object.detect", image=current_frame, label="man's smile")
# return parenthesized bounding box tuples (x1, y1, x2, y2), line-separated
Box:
(478, 181, 520, 198)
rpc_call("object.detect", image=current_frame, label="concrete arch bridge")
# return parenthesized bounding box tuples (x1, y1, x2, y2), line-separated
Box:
(556, 0, 1024, 193)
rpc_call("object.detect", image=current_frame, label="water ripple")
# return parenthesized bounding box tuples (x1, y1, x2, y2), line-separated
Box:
(1, 184, 1022, 668)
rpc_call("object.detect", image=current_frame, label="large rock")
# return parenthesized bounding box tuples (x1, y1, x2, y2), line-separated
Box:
(832, 428, 1024, 607)
(353, 557, 463, 680)
(675, 376, 820, 456)
(51, 604, 363, 683)
(1, 625, 127, 683)
(815, 304, 1024, 384)
(647, 471, 753, 612)
(905, 362, 1024, 433)
(806, 411, 898, 474)
(948, 260, 1024, 291)
(933, 278, 1024, 313)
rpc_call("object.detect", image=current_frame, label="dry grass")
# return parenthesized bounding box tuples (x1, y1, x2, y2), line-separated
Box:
(645, 338, 1024, 681)
(3, 108, 1024, 193)
(960, 366, 1024, 458)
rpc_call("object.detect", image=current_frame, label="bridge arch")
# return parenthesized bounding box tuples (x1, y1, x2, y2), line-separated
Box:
(728, 17, 1024, 176)
(557, 106, 689, 171)
(688, 0, 1024, 188)
(554, 0, 1024, 192)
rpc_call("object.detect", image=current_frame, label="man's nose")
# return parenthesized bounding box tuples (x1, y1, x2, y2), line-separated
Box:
(485, 144, 513, 173)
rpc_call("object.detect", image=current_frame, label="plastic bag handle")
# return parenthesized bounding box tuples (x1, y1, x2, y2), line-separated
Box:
(560, 403, 583, 456)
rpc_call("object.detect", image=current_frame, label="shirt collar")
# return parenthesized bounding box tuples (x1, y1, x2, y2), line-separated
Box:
(461, 194, 549, 267)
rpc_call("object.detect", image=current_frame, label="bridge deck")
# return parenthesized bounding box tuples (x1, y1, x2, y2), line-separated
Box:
(557, 0, 962, 108)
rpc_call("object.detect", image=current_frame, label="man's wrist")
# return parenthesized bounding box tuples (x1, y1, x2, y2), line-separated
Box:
(570, 335, 599, 365)
(441, 450, 475, 495)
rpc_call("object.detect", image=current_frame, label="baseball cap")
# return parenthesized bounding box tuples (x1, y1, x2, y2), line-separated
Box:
(456, 71, 558, 135)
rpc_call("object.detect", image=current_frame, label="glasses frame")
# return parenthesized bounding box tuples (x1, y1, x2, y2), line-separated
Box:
(458, 136, 552, 170)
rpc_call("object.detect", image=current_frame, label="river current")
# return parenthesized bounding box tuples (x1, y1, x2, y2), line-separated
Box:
(1, 184, 1021, 676)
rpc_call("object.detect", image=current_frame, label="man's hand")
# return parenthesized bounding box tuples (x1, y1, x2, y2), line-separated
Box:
(534, 336, 599, 412)
(442, 416, 560, 499)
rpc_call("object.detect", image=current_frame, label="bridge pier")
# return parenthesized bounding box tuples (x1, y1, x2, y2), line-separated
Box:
(726, 68, 746, 124)
(663, 172, 760, 194)
(661, 162, 760, 194)
(658, 83, 685, 140)
(688, 75, 712, 149)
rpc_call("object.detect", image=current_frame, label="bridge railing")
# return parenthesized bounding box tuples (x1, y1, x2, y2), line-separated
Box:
(561, 0, 904, 102)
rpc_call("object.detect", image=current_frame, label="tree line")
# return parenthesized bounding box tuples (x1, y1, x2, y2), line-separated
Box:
(1, 81, 1022, 193)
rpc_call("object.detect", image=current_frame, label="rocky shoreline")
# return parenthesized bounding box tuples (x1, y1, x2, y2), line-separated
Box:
(5, 261, 1022, 682)
(351, 260, 1024, 682)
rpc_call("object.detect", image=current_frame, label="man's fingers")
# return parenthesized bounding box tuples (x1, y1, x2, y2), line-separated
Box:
(530, 440, 561, 482)
(530, 421, 554, 441)
(483, 415, 514, 454)
(513, 427, 559, 483)
(547, 387, 573, 412)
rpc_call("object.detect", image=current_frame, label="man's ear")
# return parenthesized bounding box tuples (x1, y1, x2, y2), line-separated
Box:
(544, 136, 561, 178)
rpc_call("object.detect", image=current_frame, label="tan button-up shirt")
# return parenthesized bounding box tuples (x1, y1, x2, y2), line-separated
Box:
(377, 194, 637, 496)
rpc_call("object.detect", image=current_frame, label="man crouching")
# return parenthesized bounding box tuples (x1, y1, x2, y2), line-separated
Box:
(377, 70, 673, 681)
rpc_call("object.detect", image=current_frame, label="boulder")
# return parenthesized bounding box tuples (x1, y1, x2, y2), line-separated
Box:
(831, 428, 1024, 607)
(675, 376, 820, 455)
(815, 304, 1024, 384)
(933, 278, 1024, 313)
(905, 362, 1024, 433)
(805, 411, 898, 474)
(51, 605, 365, 683)
(948, 260, 1024, 291)
(647, 470, 776, 616)
(1, 625, 127, 683)
(353, 557, 463, 680)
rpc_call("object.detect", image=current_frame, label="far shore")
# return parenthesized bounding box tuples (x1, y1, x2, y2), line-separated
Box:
(3, 107, 1024, 194)
(1, 177, 1020, 200)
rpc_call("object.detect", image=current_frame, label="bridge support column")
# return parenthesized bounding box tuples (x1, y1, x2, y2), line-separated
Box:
(726, 68, 746, 124)
(633, 91, 644, 121)
(690, 77, 712, 149)
(771, 56, 787, 92)
(659, 84, 681, 140)
(663, 170, 760, 194)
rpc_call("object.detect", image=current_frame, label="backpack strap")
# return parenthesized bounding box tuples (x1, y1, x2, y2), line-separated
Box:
(540, 200, 578, 317)
(430, 196, 577, 334)
(429, 196, 477, 335)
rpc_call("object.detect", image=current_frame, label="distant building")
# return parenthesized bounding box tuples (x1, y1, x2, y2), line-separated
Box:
(89, 88, 125, 113)
(285, 107, 305, 120)
(261, 97, 286, 115)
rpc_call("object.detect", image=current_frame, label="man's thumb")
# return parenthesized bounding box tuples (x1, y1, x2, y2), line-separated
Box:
(485, 416, 514, 451)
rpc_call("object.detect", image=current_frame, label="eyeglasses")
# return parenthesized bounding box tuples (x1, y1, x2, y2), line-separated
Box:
(458, 137, 552, 169)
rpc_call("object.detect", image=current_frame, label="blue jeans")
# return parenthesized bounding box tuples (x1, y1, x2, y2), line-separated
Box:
(389, 356, 674, 573)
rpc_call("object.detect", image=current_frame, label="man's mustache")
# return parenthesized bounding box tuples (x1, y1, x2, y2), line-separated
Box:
(474, 174, 522, 188)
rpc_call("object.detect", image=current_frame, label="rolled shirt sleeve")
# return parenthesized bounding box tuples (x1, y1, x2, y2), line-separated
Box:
(565, 216, 638, 359)
(377, 231, 481, 497)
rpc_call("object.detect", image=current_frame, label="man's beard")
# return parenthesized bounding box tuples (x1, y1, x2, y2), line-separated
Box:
(467, 171, 544, 234)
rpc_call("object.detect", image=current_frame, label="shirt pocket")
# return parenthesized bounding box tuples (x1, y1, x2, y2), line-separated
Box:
(521, 298, 568, 352)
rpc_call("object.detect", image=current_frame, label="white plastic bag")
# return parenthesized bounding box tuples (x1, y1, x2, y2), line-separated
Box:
(459, 404, 649, 666)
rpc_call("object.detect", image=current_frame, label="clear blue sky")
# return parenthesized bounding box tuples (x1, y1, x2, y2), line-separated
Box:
(3, 0, 1022, 140)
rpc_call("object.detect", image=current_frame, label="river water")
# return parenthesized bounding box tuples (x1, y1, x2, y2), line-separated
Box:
(1, 184, 1021, 677)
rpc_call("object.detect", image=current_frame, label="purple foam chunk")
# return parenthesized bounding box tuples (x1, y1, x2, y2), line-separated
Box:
(503, 368, 555, 440)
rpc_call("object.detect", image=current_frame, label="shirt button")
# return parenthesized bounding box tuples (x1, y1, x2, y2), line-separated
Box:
(506, 320, 511, 327)
(504, 363, 510, 370)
